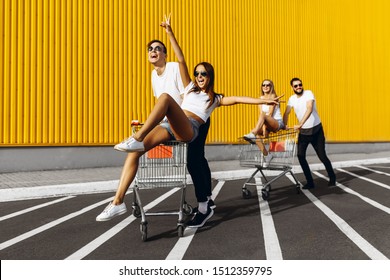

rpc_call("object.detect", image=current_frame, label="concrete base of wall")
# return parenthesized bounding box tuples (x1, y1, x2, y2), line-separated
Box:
(1, 142, 389, 173)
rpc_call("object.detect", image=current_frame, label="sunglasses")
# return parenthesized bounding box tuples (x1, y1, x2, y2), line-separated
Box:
(194, 71, 208, 77)
(148, 46, 163, 52)
(262, 83, 271, 87)
(293, 83, 303, 88)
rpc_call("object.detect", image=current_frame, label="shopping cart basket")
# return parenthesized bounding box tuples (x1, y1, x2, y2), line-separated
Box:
(239, 130, 301, 200)
(130, 121, 192, 241)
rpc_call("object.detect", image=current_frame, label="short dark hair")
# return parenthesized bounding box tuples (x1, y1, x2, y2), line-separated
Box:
(290, 77, 301, 86)
(147, 40, 167, 54)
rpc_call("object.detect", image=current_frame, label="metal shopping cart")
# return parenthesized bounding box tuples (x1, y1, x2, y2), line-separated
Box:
(130, 121, 192, 241)
(239, 130, 301, 200)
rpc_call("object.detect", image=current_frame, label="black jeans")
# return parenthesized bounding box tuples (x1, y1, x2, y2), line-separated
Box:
(297, 125, 335, 184)
(187, 118, 212, 202)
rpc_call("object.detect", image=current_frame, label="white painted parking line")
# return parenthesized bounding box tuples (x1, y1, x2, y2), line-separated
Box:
(0, 196, 75, 221)
(355, 165, 390, 177)
(256, 179, 283, 260)
(337, 168, 390, 191)
(66, 187, 181, 260)
(313, 171, 390, 215)
(165, 181, 225, 260)
(0, 196, 114, 251)
(286, 175, 388, 260)
(66, 215, 138, 260)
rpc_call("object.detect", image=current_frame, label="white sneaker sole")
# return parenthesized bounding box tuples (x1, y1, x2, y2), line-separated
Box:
(114, 145, 145, 153)
(243, 136, 256, 143)
(96, 208, 127, 222)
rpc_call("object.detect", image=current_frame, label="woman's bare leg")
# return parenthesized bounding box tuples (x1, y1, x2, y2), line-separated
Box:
(255, 138, 268, 156)
(112, 93, 197, 205)
(112, 152, 142, 205)
(112, 126, 171, 205)
(263, 116, 280, 133)
(135, 93, 194, 142)
(252, 112, 267, 135)
(255, 116, 280, 156)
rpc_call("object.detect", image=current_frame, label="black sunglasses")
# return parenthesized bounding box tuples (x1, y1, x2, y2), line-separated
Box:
(293, 83, 303, 88)
(194, 71, 208, 77)
(148, 46, 163, 52)
(262, 83, 271, 87)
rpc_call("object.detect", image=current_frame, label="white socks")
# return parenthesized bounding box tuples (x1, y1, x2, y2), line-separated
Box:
(198, 201, 208, 214)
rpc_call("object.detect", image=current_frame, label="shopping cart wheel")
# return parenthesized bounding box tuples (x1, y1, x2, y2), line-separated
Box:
(296, 184, 301, 194)
(132, 206, 141, 218)
(140, 223, 148, 242)
(177, 225, 184, 237)
(242, 188, 252, 199)
(182, 204, 193, 216)
(261, 190, 270, 200)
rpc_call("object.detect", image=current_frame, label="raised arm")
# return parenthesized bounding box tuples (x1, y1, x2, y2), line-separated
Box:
(160, 15, 191, 88)
(220, 95, 283, 106)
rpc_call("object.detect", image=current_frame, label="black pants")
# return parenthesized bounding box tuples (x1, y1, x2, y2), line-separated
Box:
(187, 118, 212, 203)
(297, 125, 335, 184)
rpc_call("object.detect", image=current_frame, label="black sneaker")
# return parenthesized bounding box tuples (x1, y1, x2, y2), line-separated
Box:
(191, 199, 216, 214)
(208, 199, 216, 209)
(186, 207, 214, 228)
(302, 183, 315, 189)
(328, 176, 336, 186)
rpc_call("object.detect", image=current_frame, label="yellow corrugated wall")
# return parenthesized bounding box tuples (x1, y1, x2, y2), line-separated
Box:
(1, 0, 390, 146)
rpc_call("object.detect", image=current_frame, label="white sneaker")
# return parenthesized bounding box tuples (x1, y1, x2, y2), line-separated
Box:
(243, 132, 256, 143)
(114, 137, 145, 152)
(96, 202, 127, 221)
(263, 153, 273, 167)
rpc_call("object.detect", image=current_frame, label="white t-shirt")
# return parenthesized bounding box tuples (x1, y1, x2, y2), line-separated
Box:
(287, 90, 321, 129)
(261, 103, 282, 121)
(151, 62, 184, 105)
(181, 81, 222, 122)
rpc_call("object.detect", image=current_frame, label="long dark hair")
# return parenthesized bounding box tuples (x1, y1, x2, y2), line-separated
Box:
(190, 62, 221, 108)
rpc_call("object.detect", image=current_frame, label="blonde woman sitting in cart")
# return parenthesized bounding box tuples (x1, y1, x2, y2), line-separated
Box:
(243, 79, 285, 166)
(96, 15, 282, 228)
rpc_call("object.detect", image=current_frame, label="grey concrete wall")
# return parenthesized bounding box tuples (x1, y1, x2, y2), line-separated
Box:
(1, 142, 389, 173)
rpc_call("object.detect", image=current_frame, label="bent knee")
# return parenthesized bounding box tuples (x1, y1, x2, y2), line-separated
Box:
(176, 136, 193, 143)
(159, 93, 174, 102)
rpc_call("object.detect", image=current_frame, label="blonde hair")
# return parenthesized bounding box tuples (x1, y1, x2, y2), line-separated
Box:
(261, 79, 276, 96)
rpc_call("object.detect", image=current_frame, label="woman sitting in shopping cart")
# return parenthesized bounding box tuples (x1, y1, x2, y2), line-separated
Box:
(243, 79, 285, 166)
(96, 15, 282, 228)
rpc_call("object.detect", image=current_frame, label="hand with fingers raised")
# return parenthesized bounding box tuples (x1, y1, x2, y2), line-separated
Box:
(160, 13, 172, 33)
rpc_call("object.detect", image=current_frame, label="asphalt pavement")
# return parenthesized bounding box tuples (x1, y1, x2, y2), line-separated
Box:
(1, 148, 390, 262)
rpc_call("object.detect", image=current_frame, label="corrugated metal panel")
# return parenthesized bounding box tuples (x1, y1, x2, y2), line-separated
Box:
(1, 0, 390, 146)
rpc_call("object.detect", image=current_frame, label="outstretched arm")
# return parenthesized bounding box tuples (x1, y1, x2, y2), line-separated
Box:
(160, 15, 191, 88)
(220, 95, 283, 106)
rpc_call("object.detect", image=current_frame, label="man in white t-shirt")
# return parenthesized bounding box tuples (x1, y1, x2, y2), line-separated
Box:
(97, 35, 215, 222)
(283, 78, 336, 189)
(147, 40, 215, 210)
(103, 40, 214, 222)
(150, 46, 184, 104)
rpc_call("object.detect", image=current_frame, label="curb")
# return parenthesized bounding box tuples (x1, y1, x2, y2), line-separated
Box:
(1, 157, 390, 202)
